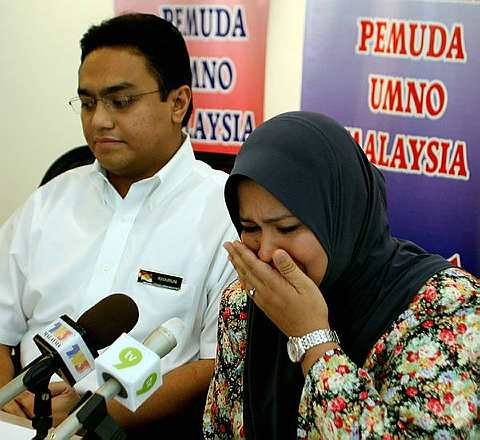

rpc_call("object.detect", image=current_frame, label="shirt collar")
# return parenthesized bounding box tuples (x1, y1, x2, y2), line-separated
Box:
(88, 135, 196, 209)
(153, 134, 195, 198)
(89, 161, 112, 206)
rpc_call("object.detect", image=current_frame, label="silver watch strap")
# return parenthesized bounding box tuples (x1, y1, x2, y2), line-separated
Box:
(300, 329, 339, 351)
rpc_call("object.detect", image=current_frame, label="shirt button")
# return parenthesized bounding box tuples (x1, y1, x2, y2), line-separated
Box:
(103, 265, 110, 272)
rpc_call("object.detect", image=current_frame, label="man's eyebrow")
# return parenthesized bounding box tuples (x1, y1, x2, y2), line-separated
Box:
(77, 82, 136, 96)
(239, 214, 296, 224)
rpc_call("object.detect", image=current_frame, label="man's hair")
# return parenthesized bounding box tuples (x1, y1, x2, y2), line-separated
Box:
(80, 13, 193, 127)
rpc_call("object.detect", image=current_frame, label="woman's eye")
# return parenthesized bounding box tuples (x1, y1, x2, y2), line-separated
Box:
(241, 225, 259, 233)
(278, 225, 300, 234)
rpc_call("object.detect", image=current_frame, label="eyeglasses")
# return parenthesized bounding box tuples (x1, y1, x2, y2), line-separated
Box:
(68, 90, 160, 114)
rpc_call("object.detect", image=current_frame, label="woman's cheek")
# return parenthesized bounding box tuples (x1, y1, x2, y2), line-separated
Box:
(241, 233, 259, 253)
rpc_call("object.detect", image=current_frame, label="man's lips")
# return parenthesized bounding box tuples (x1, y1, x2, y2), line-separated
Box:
(93, 138, 124, 149)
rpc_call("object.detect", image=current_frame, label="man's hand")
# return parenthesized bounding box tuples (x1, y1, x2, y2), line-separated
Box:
(49, 381, 81, 427)
(0, 345, 32, 419)
(5, 381, 80, 427)
(2, 390, 32, 419)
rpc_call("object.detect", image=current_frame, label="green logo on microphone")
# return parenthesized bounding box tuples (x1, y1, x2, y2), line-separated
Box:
(114, 347, 142, 369)
(136, 372, 158, 395)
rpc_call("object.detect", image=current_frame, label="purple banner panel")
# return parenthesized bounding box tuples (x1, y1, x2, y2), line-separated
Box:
(302, 0, 479, 275)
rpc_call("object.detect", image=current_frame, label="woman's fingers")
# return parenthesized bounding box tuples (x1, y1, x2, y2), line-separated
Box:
(224, 241, 303, 311)
(224, 241, 270, 290)
(272, 249, 317, 294)
(224, 241, 330, 336)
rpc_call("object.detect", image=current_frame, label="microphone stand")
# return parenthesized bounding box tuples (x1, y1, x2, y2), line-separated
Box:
(31, 381, 52, 440)
(75, 394, 127, 440)
(49, 377, 128, 439)
(22, 356, 57, 439)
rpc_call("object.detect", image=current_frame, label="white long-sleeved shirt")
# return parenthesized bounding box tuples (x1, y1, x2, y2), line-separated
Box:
(0, 136, 237, 390)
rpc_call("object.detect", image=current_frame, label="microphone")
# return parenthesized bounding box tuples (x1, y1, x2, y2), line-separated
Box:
(0, 293, 139, 408)
(50, 318, 184, 440)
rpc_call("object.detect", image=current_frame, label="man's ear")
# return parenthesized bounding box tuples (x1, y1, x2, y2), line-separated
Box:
(170, 85, 191, 124)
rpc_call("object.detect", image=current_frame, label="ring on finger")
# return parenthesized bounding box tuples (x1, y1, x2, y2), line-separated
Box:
(248, 287, 256, 298)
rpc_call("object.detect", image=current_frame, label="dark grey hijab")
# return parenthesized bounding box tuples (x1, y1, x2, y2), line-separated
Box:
(224, 112, 451, 439)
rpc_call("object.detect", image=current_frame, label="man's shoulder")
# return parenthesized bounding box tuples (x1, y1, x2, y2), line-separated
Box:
(39, 164, 94, 192)
(32, 164, 97, 210)
(42, 162, 93, 182)
(190, 159, 229, 186)
(1, 164, 97, 245)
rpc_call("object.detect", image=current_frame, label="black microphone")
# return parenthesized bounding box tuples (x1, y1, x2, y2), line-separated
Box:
(0, 293, 139, 407)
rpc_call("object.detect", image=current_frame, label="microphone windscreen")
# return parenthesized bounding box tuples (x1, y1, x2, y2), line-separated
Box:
(162, 317, 185, 344)
(78, 294, 139, 350)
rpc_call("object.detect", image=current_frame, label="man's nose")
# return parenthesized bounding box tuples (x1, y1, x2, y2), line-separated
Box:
(90, 100, 114, 129)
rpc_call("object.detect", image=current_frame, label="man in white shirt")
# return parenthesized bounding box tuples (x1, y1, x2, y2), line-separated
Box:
(0, 13, 236, 434)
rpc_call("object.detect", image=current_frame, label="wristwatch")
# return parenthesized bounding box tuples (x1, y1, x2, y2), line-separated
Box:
(287, 329, 339, 363)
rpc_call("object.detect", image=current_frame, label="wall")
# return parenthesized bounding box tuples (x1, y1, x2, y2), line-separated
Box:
(0, 0, 305, 223)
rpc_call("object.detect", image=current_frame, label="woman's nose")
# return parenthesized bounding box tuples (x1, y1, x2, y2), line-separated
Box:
(257, 235, 276, 263)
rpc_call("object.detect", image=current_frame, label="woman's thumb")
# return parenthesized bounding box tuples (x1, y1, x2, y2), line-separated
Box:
(272, 249, 310, 291)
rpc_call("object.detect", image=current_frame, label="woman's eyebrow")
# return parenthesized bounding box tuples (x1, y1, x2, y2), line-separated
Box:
(240, 214, 296, 224)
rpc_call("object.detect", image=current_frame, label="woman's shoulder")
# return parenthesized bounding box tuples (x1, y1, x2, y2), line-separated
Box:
(390, 267, 480, 338)
(365, 267, 479, 382)
(409, 267, 479, 315)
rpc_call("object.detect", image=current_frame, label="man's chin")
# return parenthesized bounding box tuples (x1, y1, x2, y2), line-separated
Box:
(94, 152, 129, 172)
(99, 162, 132, 179)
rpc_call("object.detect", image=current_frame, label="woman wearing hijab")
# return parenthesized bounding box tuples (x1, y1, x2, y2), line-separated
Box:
(203, 112, 479, 438)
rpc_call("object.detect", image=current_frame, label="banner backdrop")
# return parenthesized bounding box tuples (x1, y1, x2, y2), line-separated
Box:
(115, 0, 270, 154)
(301, 0, 479, 274)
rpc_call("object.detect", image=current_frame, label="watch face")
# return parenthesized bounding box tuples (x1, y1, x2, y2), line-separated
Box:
(287, 339, 303, 362)
(287, 340, 296, 362)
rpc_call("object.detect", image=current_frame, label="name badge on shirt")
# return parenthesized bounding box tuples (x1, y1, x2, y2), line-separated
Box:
(137, 269, 183, 291)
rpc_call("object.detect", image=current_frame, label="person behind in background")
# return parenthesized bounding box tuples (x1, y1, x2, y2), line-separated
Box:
(0, 13, 236, 435)
(203, 111, 479, 438)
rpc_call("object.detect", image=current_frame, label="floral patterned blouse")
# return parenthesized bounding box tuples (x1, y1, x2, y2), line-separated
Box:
(203, 268, 480, 439)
